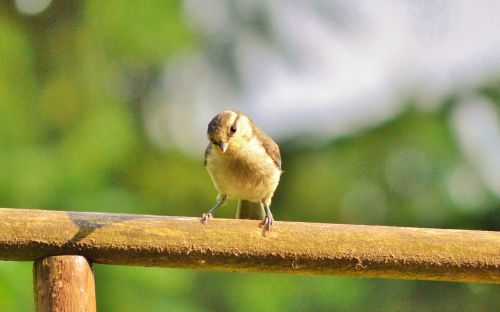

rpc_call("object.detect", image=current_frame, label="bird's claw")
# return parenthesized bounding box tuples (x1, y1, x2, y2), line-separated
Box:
(201, 213, 213, 224)
(260, 214, 274, 231)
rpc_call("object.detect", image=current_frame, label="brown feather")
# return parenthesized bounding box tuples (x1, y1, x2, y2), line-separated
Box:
(204, 143, 212, 166)
(252, 125, 282, 170)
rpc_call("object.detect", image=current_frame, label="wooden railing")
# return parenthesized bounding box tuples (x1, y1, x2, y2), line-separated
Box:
(0, 208, 499, 311)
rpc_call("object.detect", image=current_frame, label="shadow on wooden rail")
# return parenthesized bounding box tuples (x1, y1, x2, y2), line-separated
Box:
(0, 208, 499, 284)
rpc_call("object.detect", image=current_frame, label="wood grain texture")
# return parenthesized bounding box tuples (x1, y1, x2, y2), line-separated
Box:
(0, 208, 498, 284)
(34, 256, 96, 312)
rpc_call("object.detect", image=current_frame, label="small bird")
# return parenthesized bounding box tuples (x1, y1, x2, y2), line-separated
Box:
(201, 110, 282, 230)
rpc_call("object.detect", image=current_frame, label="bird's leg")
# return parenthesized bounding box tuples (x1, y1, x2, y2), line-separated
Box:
(201, 195, 227, 224)
(260, 203, 274, 231)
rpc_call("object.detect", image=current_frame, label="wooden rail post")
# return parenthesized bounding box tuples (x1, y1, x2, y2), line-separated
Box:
(33, 255, 96, 312)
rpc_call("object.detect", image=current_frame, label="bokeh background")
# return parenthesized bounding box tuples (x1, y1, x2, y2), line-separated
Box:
(1, 0, 499, 311)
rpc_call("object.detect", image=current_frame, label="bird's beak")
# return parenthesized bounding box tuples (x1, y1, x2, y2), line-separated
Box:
(219, 141, 228, 153)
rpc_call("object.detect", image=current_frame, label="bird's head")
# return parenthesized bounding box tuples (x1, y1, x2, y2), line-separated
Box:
(207, 110, 253, 154)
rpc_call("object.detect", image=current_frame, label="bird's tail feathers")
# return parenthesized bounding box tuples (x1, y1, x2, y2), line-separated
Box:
(236, 200, 264, 220)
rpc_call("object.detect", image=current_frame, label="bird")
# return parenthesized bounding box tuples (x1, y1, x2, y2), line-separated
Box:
(201, 110, 282, 231)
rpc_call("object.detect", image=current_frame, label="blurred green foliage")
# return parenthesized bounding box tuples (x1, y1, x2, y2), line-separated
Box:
(0, 1, 499, 311)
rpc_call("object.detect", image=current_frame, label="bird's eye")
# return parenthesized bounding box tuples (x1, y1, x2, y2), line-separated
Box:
(230, 125, 237, 133)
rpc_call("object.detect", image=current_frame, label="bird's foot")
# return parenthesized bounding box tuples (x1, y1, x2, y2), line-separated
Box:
(201, 212, 213, 224)
(260, 213, 274, 231)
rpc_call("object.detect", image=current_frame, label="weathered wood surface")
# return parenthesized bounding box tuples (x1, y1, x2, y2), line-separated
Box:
(0, 208, 498, 283)
(34, 255, 96, 312)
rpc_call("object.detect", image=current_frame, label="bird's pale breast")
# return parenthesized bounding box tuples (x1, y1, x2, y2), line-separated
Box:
(206, 137, 281, 202)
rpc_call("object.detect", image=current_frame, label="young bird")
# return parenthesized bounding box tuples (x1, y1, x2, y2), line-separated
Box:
(202, 110, 282, 230)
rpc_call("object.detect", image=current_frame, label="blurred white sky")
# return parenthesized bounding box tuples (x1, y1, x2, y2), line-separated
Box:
(145, 0, 500, 195)
(148, 0, 500, 140)
(8, 0, 499, 212)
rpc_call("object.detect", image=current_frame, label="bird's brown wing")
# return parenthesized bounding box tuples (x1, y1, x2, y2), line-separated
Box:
(204, 143, 212, 166)
(253, 126, 282, 170)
